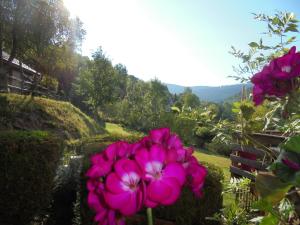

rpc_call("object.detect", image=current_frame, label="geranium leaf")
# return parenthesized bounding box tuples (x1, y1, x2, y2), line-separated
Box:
(259, 214, 279, 225)
(282, 136, 300, 153)
(256, 172, 292, 204)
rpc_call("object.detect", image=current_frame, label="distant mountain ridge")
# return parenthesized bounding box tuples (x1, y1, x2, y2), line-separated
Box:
(166, 83, 252, 102)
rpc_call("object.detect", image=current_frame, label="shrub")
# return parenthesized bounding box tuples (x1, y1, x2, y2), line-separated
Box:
(207, 139, 233, 156)
(153, 162, 224, 225)
(0, 131, 62, 225)
(167, 115, 198, 146)
(194, 126, 216, 148)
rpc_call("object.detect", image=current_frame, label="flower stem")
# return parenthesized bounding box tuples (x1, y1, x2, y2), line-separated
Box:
(147, 207, 153, 225)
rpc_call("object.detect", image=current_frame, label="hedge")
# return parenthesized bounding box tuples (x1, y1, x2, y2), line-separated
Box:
(78, 139, 224, 225)
(153, 162, 224, 225)
(0, 130, 62, 225)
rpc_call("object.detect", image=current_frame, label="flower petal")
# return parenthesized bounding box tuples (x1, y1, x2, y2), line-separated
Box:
(149, 145, 166, 163)
(104, 191, 131, 211)
(105, 173, 123, 194)
(163, 162, 186, 186)
(150, 128, 170, 143)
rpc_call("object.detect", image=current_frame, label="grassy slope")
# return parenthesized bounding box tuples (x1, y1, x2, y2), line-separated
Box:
(0, 93, 103, 141)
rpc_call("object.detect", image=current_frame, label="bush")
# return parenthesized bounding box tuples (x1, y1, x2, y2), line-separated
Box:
(207, 139, 233, 156)
(161, 114, 198, 146)
(194, 126, 215, 148)
(0, 131, 62, 225)
(153, 162, 224, 225)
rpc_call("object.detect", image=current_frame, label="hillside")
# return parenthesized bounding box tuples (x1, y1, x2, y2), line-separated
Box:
(166, 83, 252, 102)
(0, 94, 103, 141)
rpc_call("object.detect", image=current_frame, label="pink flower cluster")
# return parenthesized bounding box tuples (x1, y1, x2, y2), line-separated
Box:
(86, 128, 207, 225)
(251, 46, 300, 105)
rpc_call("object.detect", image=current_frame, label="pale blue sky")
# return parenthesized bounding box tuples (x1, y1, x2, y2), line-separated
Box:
(63, 0, 300, 86)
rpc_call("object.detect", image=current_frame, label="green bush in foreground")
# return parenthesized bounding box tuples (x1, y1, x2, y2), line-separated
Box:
(0, 131, 62, 225)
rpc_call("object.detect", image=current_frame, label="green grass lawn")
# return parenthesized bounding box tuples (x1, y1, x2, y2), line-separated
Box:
(194, 150, 235, 207)
(194, 150, 231, 182)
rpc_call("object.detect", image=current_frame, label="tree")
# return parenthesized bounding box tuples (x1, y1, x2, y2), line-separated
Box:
(0, 0, 85, 96)
(74, 48, 119, 118)
(179, 87, 200, 110)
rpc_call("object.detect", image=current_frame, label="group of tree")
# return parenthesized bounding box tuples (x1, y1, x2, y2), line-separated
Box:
(0, 0, 240, 148)
(0, 0, 85, 96)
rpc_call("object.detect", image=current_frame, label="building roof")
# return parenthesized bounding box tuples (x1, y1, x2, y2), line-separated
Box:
(1, 51, 39, 74)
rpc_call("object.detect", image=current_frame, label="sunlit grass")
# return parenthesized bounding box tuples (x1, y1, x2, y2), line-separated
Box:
(194, 150, 231, 182)
(105, 122, 132, 136)
(194, 150, 235, 207)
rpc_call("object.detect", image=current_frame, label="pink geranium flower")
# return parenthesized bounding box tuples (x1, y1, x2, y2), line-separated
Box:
(273, 46, 300, 80)
(104, 141, 132, 161)
(86, 153, 113, 178)
(135, 145, 186, 207)
(186, 162, 207, 197)
(87, 185, 125, 225)
(104, 158, 145, 216)
(251, 46, 300, 105)
(86, 128, 207, 224)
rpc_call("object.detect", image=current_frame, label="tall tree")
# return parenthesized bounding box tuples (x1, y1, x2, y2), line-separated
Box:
(74, 48, 119, 117)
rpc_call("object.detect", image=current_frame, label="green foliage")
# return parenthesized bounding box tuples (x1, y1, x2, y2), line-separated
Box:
(179, 87, 201, 109)
(100, 77, 172, 132)
(73, 48, 120, 113)
(256, 172, 292, 205)
(252, 198, 297, 225)
(209, 202, 249, 225)
(0, 130, 62, 225)
(162, 112, 198, 145)
(153, 162, 224, 225)
(254, 136, 300, 224)
(232, 100, 268, 133)
(0, 93, 102, 141)
(194, 126, 215, 147)
(282, 135, 300, 154)
(0, 0, 86, 96)
(206, 139, 233, 156)
(230, 11, 299, 83)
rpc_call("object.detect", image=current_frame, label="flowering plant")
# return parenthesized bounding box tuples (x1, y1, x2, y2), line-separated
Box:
(250, 46, 300, 223)
(86, 128, 207, 225)
(251, 46, 300, 106)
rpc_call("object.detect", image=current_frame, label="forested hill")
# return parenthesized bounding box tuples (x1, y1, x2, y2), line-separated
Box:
(166, 83, 252, 102)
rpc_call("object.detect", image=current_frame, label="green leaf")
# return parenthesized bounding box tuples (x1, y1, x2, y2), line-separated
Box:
(171, 106, 181, 113)
(282, 135, 300, 153)
(271, 17, 280, 25)
(256, 172, 292, 204)
(249, 42, 259, 48)
(259, 214, 279, 225)
(284, 26, 299, 33)
(268, 24, 275, 32)
(287, 36, 296, 43)
(252, 199, 274, 211)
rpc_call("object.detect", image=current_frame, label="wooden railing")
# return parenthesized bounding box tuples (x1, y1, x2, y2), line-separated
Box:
(0, 61, 61, 99)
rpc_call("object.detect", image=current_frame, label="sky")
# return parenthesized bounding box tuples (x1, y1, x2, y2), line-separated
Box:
(63, 0, 300, 87)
